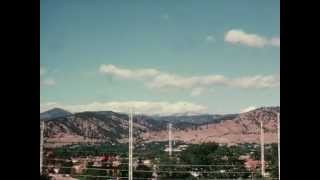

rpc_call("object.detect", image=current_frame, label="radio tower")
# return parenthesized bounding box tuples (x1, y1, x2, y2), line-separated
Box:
(40, 120, 44, 174)
(85, 120, 87, 141)
(277, 112, 280, 180)
(129, 109, 133, 180)
(260, 120, 265, 177)
(168, 123, 172, 157)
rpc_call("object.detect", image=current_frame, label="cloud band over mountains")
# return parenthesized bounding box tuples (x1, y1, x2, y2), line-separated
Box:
(40, 101, 208, 115)
(225, 29, 280, 48)
(100, 64, 279, 96)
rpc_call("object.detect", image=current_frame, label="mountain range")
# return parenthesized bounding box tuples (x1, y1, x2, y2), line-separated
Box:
(40, 106, 280, 146)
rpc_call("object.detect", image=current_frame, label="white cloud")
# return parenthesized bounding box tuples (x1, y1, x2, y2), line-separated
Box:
(240, 106, 257, 113)
(99, 64, 160, 80)
(100, 64, 280, 95)
(42, 78, 56, 86)
(40, 66, 46, 76)
(270, 37, 280, 47)
(40, 66, 56, 87)
(229, 74, 280, 88)
(40, 102, 60, 112)
(205, 35, 215, 43)
(190, 87, 205, 97)
(162, 13, 169, 20)
(40, 101, 208, 115)
(225, 29, 280, 48)
(147, 74, 227, 89)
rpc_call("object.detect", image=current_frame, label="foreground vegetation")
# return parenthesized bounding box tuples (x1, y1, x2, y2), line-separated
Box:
(44, 142, 278, 179)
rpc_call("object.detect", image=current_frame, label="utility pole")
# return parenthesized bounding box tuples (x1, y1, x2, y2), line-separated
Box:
(83, 120, 86, 141)
(260, 120, 265, 177)
(277, 113, 280, 180)
(168, 123, 172, 157)
(129, 109, 133, 180)
(40, 120, 44, 174)
(86, 120, 88, 140)
(152, 164, 158, 180)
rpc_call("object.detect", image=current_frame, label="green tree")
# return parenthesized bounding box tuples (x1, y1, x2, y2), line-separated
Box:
(179, 143, 250, 179)
(40, 174, 52, 180)
(133, 164, 153, 179)
(265, 144, 279, 178)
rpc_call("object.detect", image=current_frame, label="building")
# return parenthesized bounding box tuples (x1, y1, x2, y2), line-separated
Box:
(164, 144, 189, 153)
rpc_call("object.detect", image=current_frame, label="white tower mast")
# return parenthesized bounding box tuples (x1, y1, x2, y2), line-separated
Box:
(129, 109, 133, 180)
(168, 123, 172, 157)
(40, 120, 44, 174)
(260, 120, 265, 177)
(277, 112, 280, 179)
(84, 120, 87, 141)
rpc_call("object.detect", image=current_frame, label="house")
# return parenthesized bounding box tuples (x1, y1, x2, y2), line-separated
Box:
(239, 155, 250, 160)
(70, 158, 88, 174)
(244, 159, 260, 171)
(72, 163, 86, 174)
(49, 174, 78, 180)
(164, 144, 189, 153)
(142, 160, 152, 167)
(53, 167, 60, 174)
(92, 156, 105, 167)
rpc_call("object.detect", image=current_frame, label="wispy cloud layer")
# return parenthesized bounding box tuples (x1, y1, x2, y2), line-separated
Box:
(100, 64, 160, 80)
(162, 13, 169, 20)
(225, 29, 280, 48)
(100, 64, 280, 96)
(40, 66, 46, 76)
(40, 66, 56, 86)
(240, 106, 257, 113)
(190, 87, 205, 97)
(40, 101, 208, 115)
(205, 35, 215, 43)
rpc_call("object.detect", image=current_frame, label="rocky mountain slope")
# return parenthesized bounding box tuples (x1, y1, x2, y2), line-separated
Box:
(42, 111, 149, 145)
(144, 107, 280, 144)
(41, 106, 280, 146)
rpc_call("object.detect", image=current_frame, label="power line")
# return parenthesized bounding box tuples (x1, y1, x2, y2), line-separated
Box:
(43, 166, 129, 171)
(155, 164, 254, 167)
(136, 170, 252, 174)
(45, 158, 269, 168)
(45, 159, 258, 167)
(43, 166, 255, 174)
(54, 174, 278, 180)
(43, 141, 108, 144)
(45, 158, 129, 163)
(44, 150, 131, 155)
(72, 174, 164, 180)
(70, 174, 129, 179)
(72, 174, 260, 180)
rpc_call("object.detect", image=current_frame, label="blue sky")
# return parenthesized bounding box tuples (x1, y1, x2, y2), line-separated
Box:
(40, 0, 280, 115)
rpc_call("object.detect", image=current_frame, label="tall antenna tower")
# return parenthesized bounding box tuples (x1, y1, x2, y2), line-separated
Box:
(277, 113, 280, 179)
(40, 120, 44, 174)
(152, 164, 158, 180)
(168, 123, 172, 157)
(84, 120, 87, 141)
(129, 109, 133, 180)
(260, 120, 265, 177)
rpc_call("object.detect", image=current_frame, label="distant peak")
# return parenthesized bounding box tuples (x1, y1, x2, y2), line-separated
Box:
(49, 107, 69, 112)
(40, 107, 73, 120)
